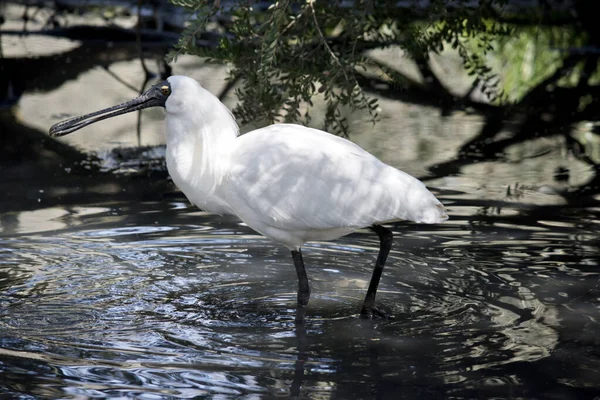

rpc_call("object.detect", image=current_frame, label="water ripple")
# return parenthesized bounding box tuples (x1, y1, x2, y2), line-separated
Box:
(1, 201, 599, 398)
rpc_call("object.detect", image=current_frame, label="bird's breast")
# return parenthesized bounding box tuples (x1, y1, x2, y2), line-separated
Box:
(165, 141, 233, 216)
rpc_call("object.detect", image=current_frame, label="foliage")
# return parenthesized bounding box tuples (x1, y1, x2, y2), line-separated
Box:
(168, 0, 511, 135)
(491, 24, 589, 102)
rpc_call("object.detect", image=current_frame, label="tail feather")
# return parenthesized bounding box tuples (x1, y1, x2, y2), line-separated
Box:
(414, 199, 447, 224)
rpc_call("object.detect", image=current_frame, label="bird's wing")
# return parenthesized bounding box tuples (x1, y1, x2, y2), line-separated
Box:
(221, 124, 447, 232)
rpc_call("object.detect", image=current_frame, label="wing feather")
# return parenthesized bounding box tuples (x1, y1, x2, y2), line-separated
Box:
(221, 124, 446, 232)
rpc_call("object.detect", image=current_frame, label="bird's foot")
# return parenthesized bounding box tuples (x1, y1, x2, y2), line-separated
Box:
(360, 305, 392, 320)
(295, 305, 308, 323)
(295, 288, 311, 323)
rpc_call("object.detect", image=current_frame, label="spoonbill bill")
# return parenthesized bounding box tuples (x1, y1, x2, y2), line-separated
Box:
(50, 76, 448, 320)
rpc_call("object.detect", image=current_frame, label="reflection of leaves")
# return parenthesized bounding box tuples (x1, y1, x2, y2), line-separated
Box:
(505, 182, 538, 200)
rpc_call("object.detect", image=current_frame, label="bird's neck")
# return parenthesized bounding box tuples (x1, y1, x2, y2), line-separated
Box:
(165, 95, 238, 213)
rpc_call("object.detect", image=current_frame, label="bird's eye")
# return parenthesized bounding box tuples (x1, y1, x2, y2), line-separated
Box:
(161, 86, 170, 96)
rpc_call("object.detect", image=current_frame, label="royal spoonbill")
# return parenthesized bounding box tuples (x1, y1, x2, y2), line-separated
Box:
(50, 75, 448, 319)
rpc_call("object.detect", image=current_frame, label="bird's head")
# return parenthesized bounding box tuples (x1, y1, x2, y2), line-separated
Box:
(49, 78, 179, 137)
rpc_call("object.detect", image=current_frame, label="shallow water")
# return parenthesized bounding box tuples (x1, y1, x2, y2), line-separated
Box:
(2, 190, 599, 399)
(3, 2, 600, 396)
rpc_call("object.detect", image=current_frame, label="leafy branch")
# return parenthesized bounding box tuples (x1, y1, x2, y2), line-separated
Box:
(168, 0, 512, 135)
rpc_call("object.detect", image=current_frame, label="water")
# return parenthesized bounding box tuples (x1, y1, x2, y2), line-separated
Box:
(3, 2, 600, 397)
(2, 187, 599, 398)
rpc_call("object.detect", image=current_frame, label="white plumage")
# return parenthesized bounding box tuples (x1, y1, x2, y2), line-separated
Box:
(50, 75, 448, 319)
(164, 76, 448, 251)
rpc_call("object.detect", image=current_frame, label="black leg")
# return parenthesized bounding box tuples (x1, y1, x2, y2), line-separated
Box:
(360, 225, 393, 318)
(292, 249, 311, 321)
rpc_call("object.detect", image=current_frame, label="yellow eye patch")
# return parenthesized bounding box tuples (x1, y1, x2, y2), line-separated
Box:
(161, 86, 170, 95)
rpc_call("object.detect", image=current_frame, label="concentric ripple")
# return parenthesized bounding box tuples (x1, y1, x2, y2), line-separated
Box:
(1, 200, 599, 398)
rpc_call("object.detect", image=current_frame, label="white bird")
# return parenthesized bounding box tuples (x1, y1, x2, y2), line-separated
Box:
(50, 75, 448, 320)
